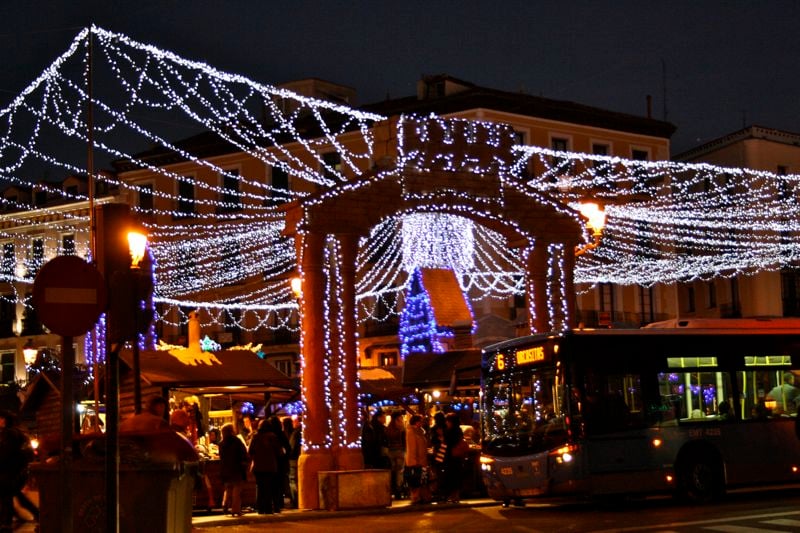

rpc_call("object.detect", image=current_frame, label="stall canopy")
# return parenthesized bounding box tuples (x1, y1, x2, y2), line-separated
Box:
(358, 366, 415, 401)
(119, 347, 297, 396)
(402, 349, 482, 392)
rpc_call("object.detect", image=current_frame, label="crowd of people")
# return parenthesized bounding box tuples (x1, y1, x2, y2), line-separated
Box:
(0, 396, 477, 528)
(361, 408, 475, 505)
(117, 394, 303, 517)
(215, 413, 301, 516)
(164, 403, 480, 510)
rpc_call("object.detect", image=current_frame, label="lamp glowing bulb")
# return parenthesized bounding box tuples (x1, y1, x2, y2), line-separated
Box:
(127, 231, 148, 269)
(290, 277, 302, 299)
(22, 340, 37, 366)
(578, 202, 606, 236)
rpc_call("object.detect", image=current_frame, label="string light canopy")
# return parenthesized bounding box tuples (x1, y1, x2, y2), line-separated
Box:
(513, 146, 800, 286)
(0, 26, 797, 331)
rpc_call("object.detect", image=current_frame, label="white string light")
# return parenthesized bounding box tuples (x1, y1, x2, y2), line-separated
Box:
(2, 26, 799, 334)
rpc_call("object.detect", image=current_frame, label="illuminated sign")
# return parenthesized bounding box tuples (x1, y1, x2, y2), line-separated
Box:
(492, 345, 549, 371)
(516, 346, 546, 365)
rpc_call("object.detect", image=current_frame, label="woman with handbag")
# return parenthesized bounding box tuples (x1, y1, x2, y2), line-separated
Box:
(403, 414, 431, 505)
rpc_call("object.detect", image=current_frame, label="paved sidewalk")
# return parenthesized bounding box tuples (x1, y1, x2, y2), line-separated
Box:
(191, 498, 498, 528)
(11, 498, 498, 530)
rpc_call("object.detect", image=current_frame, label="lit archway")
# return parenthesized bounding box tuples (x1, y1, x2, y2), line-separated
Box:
(284, 115, 585, 508)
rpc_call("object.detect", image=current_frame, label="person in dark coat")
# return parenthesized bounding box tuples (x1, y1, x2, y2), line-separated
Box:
(287, 418, 302, 509)
(361, 408, 388, 469)
(385, 411, 406, 498)
(442, 412, 466, 503)
(219, 423, 248, 516)
(429, 411, 447, 500)
(0, 410, 34, 531)
(430, 411, 446, 449)
(270, 416, 290, 511)
(248, 419, 284, 514)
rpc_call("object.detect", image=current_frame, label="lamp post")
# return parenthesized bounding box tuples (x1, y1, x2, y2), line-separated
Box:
(127, 229, 148, 414)
(575, 202, 607, 256)
(94, 203, 151, 533)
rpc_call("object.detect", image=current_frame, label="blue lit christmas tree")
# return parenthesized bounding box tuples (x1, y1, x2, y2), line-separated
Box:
(399, 268, 448, 358)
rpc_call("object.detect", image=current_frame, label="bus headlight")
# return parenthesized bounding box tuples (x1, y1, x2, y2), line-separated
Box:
(480, 455, 495, 472)
(550, 444, 577, 464)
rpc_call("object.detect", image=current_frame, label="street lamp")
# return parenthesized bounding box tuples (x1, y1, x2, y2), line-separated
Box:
(127, 230, 147, 269)
(23, 338, 37, 366)
(290, 276, 302, 299)
(575, 202, 607, 256)
(127, 229, 148, 415)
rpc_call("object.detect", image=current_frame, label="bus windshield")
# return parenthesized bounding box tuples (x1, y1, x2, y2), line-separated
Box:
(482, 360, 571, 457)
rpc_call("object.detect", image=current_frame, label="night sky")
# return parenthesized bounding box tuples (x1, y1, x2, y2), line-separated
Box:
(1, 1, 799, 155)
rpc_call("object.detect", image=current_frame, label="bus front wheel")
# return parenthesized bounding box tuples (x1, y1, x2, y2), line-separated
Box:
(677, 453, 724, 503)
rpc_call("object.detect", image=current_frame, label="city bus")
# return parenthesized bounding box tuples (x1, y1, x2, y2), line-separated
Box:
(479, 318, 800, 505)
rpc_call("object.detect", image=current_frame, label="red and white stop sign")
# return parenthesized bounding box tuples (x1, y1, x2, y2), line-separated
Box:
(32, 256, 107, 337)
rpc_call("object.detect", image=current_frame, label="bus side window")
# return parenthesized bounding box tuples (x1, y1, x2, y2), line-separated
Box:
(657, 371, 733, 422)
(581, 373, 642, 434)
(738, 369, 799, 419)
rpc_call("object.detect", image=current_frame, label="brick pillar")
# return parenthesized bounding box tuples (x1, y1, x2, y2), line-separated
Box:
(526, 241, 550, 334)
(298, 231, 333, 509)
(335, 233, 363, 470)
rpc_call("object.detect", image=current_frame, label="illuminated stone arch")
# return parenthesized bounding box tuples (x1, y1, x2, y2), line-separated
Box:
(284, 116, 584, 508)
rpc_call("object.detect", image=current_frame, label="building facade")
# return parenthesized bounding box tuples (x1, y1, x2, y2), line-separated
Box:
(111, 75, 677, 374)
(0, 75, 681, 395)
(673, 125, 800, 320)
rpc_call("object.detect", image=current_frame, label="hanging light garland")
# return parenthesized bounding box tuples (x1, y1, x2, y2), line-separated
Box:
(0, 26, 798, 333)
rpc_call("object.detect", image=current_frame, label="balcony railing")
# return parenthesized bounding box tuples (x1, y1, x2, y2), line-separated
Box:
(363, 318, 399, 338)
(260, 329, 300, 346)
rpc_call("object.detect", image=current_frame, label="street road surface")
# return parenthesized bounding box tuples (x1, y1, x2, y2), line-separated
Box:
(192, 485, 800, 532)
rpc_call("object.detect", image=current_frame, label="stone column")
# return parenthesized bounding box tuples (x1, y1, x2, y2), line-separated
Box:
(336, 233, 363, 470)
(298, 231, 333, 509)
(526, 241, 550, 334)
(563, 243, 577, 329)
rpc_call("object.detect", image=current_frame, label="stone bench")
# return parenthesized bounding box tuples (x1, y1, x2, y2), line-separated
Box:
(318, 469, 391, 511)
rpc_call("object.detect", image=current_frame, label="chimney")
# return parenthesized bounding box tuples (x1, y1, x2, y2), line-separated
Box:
(188, 310, 201, 350)
(416, 78, 427, 100)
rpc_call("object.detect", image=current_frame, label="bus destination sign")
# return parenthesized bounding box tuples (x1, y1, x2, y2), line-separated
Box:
(516, 346, 546, 365)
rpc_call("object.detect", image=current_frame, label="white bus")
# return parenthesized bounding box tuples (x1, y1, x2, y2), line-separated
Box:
(479, 319, 800, 505)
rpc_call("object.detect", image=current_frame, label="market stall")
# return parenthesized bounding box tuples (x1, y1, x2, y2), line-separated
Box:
(119, 343, 298, 511)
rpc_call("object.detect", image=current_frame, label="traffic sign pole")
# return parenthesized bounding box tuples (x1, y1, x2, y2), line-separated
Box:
(60, 336, 74, 533)
(32, 255, 106, 533)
